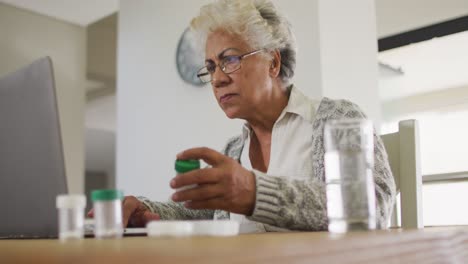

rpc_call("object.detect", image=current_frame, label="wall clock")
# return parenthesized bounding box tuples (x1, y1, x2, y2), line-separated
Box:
(176, 28, 205, 86)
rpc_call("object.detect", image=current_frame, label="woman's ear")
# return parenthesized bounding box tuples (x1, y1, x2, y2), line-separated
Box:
(269, 50, 281, 78)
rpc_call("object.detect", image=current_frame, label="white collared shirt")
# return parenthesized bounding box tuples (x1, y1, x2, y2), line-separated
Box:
(231, 86, 321, 233)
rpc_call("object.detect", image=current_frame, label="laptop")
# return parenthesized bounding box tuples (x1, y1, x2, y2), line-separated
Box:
(0, 57, 146, 238)
(0, 57, 66, 238)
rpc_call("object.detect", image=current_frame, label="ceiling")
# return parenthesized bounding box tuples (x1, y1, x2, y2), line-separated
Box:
(379, 30, 468, 101)
(0, 0, 118, 26)
(375, 0, 468, 38)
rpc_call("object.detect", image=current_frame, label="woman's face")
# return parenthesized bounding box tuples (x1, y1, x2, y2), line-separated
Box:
(205, 29, 275, 120)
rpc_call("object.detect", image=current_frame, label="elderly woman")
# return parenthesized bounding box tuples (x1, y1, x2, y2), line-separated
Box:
(112, 0, 396, 232)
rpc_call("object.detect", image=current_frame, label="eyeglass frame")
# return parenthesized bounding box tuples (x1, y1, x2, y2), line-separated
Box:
(196, 49, 265, 83)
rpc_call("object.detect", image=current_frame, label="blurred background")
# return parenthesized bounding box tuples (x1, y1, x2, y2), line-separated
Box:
(0, 0, 467, 225)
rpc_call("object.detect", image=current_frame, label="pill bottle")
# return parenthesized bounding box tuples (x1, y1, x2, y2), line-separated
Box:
(56, 194, 86, 241)
(92, 189, 124, 239)
(175, 159, 200, 191)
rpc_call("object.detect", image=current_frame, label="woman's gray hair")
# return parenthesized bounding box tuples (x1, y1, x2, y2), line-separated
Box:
(191, 0, 297, 85)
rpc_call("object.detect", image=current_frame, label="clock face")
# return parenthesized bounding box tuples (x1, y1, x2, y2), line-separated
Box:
(176, 28, 205, 86)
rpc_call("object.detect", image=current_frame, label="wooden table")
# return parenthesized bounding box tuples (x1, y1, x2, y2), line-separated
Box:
(1, 227, 468, 264)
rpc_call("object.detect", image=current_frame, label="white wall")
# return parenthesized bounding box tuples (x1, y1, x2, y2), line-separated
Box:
(272, 0, 322, 99)
(86, 95, 116, 131)
(85, 129, 116, 187)
(381, 85, 468, 175)
(85, 94, 116, 185)
(381, 97, 468, 226)
(87, 14, 117, 81)
(376, 0, 468, 38)
(0, 3, 86, 194)
(276, 0, 381, 123)
(117, 0, 382, 200)
(319, 0, 381, 123)
(382, 85, 468, 121)
(84, 14, 118, 187)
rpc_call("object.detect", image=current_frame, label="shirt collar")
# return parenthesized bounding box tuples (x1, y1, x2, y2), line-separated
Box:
(242, 122, 251, 141)
(241, 85, 317, 140)
(280, 85, 317, 123)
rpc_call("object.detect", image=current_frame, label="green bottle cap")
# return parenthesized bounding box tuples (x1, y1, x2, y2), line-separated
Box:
(91, 189, 124, 201)
(175, 159, 200, 173)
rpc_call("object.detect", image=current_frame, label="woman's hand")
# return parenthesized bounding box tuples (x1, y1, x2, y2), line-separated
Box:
(171, 147, 256, 215)
(87, 195, 160, 227)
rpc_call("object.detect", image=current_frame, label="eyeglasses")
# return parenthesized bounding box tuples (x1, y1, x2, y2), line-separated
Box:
(196, 49, 264, 83)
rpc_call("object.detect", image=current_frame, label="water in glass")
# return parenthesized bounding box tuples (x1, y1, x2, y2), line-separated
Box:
(324, 119, 376, 233)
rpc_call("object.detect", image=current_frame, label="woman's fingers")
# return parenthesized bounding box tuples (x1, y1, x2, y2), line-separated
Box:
(171, 167, 221, 188)
(123, 196, 161, 227)
(142, 211, 160, 223)
(177, 147, 224, 166)
(129, 210, 160, 227)
(89, 195, 159, 227)
(172, 183, 223, 202)
(174, 148, 256, 215)
(87, 208, 94, 218)
(122, 196, 142, 227)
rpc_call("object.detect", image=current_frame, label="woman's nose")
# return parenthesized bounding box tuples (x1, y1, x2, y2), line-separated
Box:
(211, 67, 231, 88)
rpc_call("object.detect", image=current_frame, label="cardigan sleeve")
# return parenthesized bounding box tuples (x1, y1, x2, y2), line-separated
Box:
(131, 138, 245, 221)
(137, 196, 214, 220)
(246, 98, 396, 230)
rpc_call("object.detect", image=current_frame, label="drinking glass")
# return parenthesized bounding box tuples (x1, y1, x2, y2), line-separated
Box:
(324, 119, 376, 233)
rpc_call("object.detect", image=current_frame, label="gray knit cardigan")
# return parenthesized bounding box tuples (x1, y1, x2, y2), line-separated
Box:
(139, 97, 396, 231)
